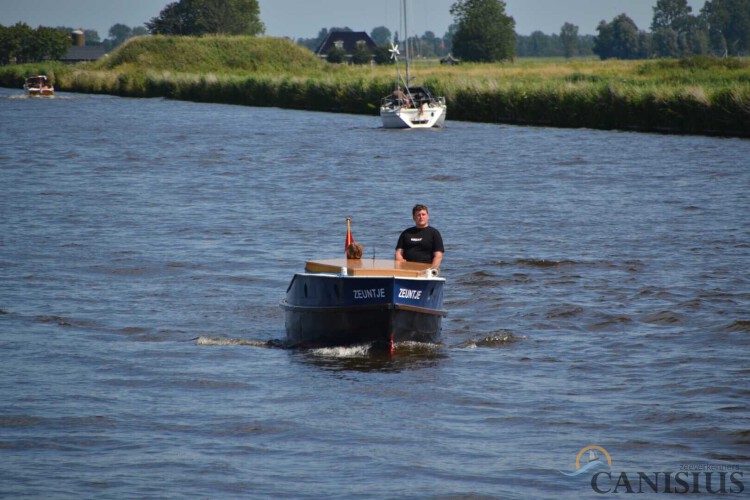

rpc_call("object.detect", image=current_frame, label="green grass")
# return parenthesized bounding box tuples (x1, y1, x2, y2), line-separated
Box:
(92, 35, 327, 75)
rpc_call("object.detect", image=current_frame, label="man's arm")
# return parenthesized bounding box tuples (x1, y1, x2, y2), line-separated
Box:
(431, 251, 443, 269)
(395, 248, 405, 262)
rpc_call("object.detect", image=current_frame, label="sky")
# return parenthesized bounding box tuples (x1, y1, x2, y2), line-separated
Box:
(0, 0, 706, 40)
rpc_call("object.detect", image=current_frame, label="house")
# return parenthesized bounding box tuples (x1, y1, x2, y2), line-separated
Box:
(60, 29, 108, 64)
(61, 45, 108, 63)
(315, 31, 377, 61)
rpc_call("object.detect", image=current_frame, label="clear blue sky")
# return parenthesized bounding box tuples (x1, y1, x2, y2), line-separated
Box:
(0, 0, 704, 39)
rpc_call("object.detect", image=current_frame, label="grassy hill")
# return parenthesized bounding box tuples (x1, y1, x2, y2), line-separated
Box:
(93, 35, 327, 75)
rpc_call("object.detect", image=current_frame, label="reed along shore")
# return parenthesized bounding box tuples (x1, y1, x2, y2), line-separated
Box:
(2, 35, 749, 137)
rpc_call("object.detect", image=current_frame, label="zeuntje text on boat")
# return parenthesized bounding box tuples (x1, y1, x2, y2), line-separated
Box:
(379, 0, 447, 129)
(280, 218, 447, 351)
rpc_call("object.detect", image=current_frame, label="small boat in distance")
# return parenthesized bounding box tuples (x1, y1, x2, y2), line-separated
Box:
(380, 0, 446, 128)
(24, 75, 55, 97)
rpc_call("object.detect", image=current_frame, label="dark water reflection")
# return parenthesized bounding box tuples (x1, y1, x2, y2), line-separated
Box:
(1, 88, 749, 498)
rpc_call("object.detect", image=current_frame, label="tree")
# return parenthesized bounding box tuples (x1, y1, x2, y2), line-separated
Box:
(652, 27, 680, 57)
(370, 26, 391, 46)
(450, 0, 516, 62)
(593, 14, 643, 60)
(109, 23, 132, 46)
(296, 28, 328, 52)
(147, 0, 200, 35)
(651, 0, 693, 32)
(700, 0, 750, 55)
(420, 30, 438, 57)
(373, 45, 394, 64)
(351, 43, 372, 65)
(593, 20, 614, 59)
(326, 46, 345, 63)
(35, 26, 70, 60)
(528, 30, 548, 56)
(443, 23, 459, 54)
(199, 0, 264, 35)
(680, 21, 710, 55)
(651, 0, 714, 56)
(83, 29, 101, 45)
(0, 22, 69, 63)
(147, 0, 264, 36)
(560, 22, 578, 58)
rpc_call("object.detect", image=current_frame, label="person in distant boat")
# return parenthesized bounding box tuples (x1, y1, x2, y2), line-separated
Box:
(392, 85, 408, 106)
(395, 204, 444, 270)
(346, 242, 363, 259)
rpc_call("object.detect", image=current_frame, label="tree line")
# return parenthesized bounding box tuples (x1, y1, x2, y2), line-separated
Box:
(296, 26, 596, 61)
(0, 22, 149, 64)
(298, 0, 748, 63)
(0, 23, 70, 64)
(447, 0, 749, 61)
(594, 0, 750, 59)
(2, 0, 748, 65)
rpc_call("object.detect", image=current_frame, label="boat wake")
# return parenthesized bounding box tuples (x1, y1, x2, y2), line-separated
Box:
(6, 94, 73, 100)
(195, 333, 519, 354)
(194, 336, 443, 356)
(309, 341, 442, 358)
(195, 336, 286, 348)
(308, 344, 373, 358)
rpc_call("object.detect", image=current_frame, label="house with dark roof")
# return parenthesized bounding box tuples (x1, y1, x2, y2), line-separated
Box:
(60, 29, 108, 64)
(315, 31, 377, 61)
(61, 45, 108, 64)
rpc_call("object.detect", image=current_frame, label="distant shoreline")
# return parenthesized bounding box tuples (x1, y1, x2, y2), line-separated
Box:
(2, 36, 748, 138)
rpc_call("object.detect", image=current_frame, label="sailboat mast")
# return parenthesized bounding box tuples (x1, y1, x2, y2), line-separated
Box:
(402, 0, 410, 87)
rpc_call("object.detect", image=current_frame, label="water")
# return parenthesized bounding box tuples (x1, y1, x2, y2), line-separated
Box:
(1, 88, 749, 498)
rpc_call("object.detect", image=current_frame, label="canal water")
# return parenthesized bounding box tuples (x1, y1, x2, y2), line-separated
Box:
(1, 88, 748, 498)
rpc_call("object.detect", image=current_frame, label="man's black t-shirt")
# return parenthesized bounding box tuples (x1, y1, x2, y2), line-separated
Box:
(396, 226, 444, 264)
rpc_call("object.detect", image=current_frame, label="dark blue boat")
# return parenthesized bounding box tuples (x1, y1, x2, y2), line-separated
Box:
(281, 258, 447, 349)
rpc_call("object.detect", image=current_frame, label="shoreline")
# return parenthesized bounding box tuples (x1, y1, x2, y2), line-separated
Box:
(2, 36, 748, 138)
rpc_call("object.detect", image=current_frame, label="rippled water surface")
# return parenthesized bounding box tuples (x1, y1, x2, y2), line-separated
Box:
(1, 88, 749, 498)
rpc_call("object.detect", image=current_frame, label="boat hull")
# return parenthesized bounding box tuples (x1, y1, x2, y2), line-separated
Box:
(281, 273, 446, 348)
(25, 89, 55, 97)
(380, 103, 446, 129)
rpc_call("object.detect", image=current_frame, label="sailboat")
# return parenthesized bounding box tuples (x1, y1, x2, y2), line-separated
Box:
(380, 0, 447, 129)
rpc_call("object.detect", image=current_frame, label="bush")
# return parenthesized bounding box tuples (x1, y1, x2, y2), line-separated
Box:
(326, 47, 345, 64)
(351, 46, 372, 65)
(373, 45, 395, 65)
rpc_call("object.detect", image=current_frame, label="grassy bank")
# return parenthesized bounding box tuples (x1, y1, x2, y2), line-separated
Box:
(2, 36, 749, 137)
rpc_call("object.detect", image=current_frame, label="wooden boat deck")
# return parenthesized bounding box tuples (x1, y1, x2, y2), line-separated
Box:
(305, 258, 432, 278)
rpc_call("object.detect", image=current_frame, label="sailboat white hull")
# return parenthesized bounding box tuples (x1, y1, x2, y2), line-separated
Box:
(380, 103, 447, 129)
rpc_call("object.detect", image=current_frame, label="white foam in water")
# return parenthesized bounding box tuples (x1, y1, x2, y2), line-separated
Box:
(196, 336, 270, 347)
(397, 340, 440, 351)
(309, 344, 372, 358)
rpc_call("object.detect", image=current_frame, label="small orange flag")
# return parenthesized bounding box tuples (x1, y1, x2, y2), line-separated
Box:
(345, 217, 354, 251)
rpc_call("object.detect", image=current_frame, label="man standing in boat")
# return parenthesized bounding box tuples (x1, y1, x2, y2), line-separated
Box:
(392, 85, 408, 106)
(395, 204, 444, 271)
